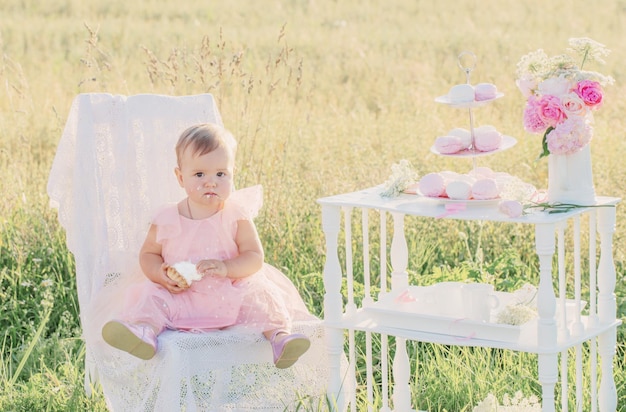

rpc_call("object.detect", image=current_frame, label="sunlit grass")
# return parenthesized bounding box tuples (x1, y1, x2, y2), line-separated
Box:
(1, 0, 626, 410)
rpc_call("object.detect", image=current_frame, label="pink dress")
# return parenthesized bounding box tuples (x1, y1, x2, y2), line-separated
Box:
(121, 185, 313, 334)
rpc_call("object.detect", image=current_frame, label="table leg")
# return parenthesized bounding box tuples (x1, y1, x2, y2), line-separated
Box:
(392, 337, 412, 411)
(597, 206, 617, 411)
(390, 213, 412, 410)
(322, 205, 348, 410)
(535, 223, 558, 412)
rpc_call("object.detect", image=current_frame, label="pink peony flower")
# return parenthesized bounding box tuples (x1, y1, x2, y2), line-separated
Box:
(545, 116, 593, 155)
(537, 94, 567, 127)
(522, 97, 547, 133)
(574, 80, 603, 108)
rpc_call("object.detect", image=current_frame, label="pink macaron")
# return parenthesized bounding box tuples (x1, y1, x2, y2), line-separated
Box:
(471, 178, 500, 200)
(418, 173, 446, 197)
(473, 126, 502, 152)
(474, 83, 498, 101)
(446, 128, 472, 149)
(434, 135, 465, 154)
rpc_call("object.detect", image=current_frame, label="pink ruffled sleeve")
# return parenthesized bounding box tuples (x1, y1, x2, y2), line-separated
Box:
(224, 185, 263, 221)
(152, 204, 182, 244)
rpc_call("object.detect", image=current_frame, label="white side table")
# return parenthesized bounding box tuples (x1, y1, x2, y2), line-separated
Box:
(319, 187, 620, 412)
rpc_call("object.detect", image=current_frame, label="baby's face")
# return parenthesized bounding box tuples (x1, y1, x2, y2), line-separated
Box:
(177, 145, 234, 207)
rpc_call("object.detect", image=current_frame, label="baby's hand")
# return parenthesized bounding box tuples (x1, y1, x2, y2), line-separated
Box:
(159, 262, 187, 294)
(196, 259, 228, 278)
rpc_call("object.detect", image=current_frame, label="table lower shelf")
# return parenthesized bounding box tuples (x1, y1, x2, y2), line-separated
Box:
(326, 308, 621, 353)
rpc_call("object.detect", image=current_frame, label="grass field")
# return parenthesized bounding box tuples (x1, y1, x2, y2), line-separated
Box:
(1, 0, 625, 410)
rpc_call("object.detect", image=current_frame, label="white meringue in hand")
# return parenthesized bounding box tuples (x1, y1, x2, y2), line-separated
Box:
(167, 261, 203, 288)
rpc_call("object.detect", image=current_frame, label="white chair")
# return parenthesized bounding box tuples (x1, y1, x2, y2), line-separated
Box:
(47, 93, 333, 411)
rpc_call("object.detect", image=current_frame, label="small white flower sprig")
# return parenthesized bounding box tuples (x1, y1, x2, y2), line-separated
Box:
(494, 283, 538, 326)
(380, 159, 419, 198)
(473, 391, 541, 412)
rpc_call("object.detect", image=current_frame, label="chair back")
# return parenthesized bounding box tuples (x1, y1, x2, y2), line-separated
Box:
(47, 93, 223, 319)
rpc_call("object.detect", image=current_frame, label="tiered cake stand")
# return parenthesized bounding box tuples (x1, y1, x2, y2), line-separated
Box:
(432, 51, 516, 170)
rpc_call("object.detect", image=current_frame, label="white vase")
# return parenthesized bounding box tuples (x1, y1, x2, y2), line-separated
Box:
(547, 144, 596, 205)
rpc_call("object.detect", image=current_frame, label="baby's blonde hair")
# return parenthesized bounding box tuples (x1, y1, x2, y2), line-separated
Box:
(175, 123, 237, 167)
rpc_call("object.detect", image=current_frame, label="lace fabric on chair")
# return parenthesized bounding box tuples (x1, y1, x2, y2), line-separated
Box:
(47, 93, 332, 411)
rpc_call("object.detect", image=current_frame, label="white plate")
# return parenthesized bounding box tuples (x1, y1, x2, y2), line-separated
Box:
(435, 92, 504, 108)
(432, 197, 501, 206)
(430, 135, 517, 158)
(403, 190, 501, 206)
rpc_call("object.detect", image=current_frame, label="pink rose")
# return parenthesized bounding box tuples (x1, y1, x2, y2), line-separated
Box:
(560, 93, 588, 117)
(499, 200, 523, 218)
(546, 116, 593, 155)
(537, 94, 567, 127)
(574, 80, 603, 108)
(522, 97, 547, 133)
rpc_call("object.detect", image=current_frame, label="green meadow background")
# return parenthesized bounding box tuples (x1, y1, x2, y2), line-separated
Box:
(1, 0, 625, 410)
